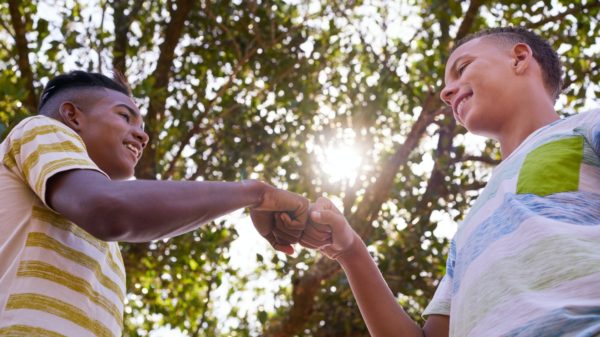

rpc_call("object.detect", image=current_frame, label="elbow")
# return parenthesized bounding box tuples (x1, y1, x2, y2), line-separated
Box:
(82, 192, 132, 242)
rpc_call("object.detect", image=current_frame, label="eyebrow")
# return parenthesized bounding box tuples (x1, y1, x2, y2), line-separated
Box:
(116, 103, 145, 129)
(448, 55, 470, 77)
(116, 104, 140, 118)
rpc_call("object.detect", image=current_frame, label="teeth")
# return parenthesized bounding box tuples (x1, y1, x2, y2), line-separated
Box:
(457, 96, 470, 116)
(126, 144, 139, 157)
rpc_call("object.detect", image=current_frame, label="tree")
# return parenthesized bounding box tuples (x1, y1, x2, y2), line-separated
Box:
(1, 0, 598, 336)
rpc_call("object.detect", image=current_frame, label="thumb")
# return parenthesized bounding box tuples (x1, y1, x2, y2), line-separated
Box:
(311, 210, 347, 234)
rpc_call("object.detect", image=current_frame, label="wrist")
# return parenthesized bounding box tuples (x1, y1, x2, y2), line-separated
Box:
(241, 179, 269, 208)
(335, 232, 366, 265)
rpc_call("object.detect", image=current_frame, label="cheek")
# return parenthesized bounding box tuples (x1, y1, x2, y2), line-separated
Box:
(472, 75, 503, 108)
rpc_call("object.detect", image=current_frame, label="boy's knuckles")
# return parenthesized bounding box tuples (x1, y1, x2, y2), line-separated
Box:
(273, 230, 300, 244)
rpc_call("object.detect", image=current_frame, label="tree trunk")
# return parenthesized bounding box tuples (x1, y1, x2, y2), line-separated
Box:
(135, 0, 195, 179)
(7, 0, 37, 113)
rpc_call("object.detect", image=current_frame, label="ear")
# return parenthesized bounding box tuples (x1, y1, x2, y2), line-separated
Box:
(512, 43, 533, 75)
(58, 102, 84, 132)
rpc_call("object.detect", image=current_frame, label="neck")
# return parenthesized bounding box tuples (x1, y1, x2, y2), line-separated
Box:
(497, 97, 559, 158)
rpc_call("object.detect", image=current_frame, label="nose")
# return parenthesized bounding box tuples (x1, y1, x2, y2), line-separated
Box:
(440, 82, 458, 106)
(133, 126, 149, 149)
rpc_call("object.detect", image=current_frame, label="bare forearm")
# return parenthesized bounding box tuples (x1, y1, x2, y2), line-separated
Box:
(337, 235, 423, 337)
(48, 170, 264, 242)
(105, 179, 263, 241)
(308, 200, 448, 336)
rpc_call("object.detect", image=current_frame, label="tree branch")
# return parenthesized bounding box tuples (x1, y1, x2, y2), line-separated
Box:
(7, 0, 38, 113)
(463, 181, 487, 191)
(192, 275, 216, 337)
(262, 257, 341, 337)
(527, 2, 600, 29)
(111, 0, 143, 74)
(350, 95, 444, 235)
(97, 1, 107, 72)
(406, 111, 456, 234)
(0, 16, 16, 40)
(459, 154, 501, 166)
(162, 23, 307, 179)
(205, 5, 242, 59)
(455, 0, 484, 41)
(338, 4, 417, 90)
(136, 0, 195, 179)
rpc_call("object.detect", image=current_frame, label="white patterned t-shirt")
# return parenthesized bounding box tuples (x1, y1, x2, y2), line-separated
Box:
(424, 109, 600, 337)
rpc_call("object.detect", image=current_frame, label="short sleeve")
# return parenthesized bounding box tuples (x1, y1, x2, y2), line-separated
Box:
(2, 116, 107, 207)
(423, 238, 456, 317)
(574, 109, 600, 171)
(587, 109, 600, 157)
(423, 274, 452, 316)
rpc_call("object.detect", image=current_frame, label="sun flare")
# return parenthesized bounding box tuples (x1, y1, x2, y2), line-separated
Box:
(318, 144, 363, 183)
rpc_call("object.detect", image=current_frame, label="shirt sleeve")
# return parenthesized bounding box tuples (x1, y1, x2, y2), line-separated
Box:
(3, 116, 107, 208)
(586, 109, 600, 158)
(423, 238, 455, 317)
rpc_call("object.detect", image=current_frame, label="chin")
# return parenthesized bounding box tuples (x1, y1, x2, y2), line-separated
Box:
(462, 113, 489, 136)
(108, 168, 135, 180)
(465, 122, 499, 139)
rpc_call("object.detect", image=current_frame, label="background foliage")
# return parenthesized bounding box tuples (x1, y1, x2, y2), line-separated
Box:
(1, 0, 598, 336)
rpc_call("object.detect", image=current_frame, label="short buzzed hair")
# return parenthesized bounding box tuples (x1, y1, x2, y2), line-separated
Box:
(38, 71, 131, 114)
(453, 27, 563, 100)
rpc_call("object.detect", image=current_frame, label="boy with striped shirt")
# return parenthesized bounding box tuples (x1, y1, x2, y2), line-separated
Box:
(299, 27, 600, 336)
(0, 71, 311, 336)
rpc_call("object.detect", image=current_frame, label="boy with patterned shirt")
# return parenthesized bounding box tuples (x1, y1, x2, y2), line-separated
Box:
(1, 115, 127, 337)
(0, 71, 312, 336)
(297, 27, 600, 336)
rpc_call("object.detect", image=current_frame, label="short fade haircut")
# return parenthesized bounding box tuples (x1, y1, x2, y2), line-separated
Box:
(453, 27, 563, 100)
(38, 70, 132, 113)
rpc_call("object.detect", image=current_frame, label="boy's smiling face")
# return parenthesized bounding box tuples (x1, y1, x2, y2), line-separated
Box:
(440, 37, 522, 139)
(72, 89, 149, 180)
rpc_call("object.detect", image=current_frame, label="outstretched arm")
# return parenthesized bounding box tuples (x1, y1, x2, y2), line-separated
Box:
(47, 169, 308, 249)
(304, 197, 449, 337)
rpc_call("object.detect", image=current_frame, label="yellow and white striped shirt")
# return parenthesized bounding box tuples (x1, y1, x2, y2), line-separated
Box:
(0, 116, 126, 337)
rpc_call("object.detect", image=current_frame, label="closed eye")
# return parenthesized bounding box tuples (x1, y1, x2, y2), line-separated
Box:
(458, 62, 470, 76)
(119, 112, 130, 122)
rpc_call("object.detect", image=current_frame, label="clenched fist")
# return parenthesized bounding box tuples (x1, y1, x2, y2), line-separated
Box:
(303, 197, 357, 260)
(247, 180, 309, 254)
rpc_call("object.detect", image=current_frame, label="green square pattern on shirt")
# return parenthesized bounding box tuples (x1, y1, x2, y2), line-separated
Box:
(517, 136, 584, 196)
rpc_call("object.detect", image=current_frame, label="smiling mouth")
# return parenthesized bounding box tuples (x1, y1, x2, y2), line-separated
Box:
(125, 144, 140, 159)
(455, 94, 472, 122)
